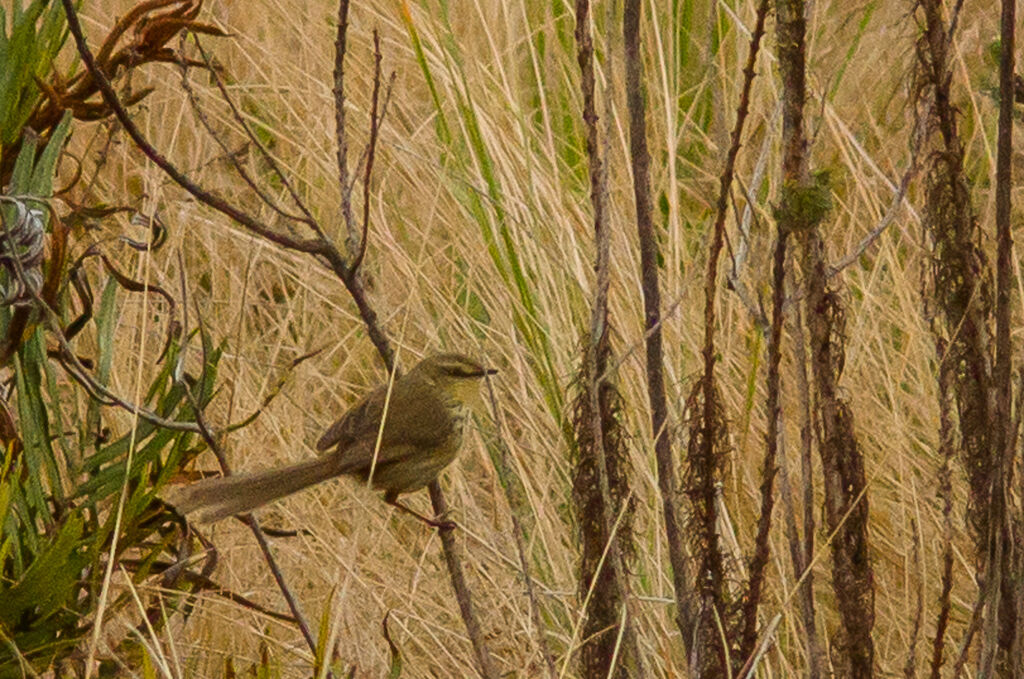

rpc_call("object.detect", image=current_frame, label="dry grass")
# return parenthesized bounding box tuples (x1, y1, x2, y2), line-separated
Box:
(66, 0, 1013, 675)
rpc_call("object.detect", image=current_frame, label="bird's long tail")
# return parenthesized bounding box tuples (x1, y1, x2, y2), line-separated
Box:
(163, 455, 340, 523)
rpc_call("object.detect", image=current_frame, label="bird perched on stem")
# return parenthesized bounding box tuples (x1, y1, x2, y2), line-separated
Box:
(164, 352, 496, 527)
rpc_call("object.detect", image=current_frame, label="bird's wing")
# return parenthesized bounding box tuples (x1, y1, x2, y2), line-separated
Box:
(315, 379, 454, 465)
(315, 384, 388, 451)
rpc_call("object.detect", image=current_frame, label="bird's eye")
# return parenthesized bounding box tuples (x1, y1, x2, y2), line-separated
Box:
(435, 355, 495, 377)
(445, 364, 490, 378)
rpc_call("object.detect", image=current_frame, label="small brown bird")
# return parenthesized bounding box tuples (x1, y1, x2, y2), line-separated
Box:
(164, 352, 496, 525)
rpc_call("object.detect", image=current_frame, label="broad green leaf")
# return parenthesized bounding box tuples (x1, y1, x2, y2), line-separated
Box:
(13, 343, 54, 519)
(0, 512, 84, 627)
(29, 110, 71, 193)
(6, 129, 37, 192)
(0, 1, 47, 147)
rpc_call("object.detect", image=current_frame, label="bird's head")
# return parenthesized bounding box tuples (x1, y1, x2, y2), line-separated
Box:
(412, 352, 497, 405)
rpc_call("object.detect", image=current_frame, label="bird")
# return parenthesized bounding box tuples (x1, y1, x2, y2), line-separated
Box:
(163, 352, 496, 526)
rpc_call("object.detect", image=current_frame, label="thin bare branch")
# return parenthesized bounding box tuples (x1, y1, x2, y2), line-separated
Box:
(989, 0, 1017, 672)
(59, 0, 325, 254)
(180, 348, 319, 653)
(333, 0, 357, 253)
(790, 305, 824, 678)
(123, 559, 298, 624)
(904, 520, 924, 679)
(738, 614, 782, 679)
(60, 0, 491, 672)
(185, 34, 319, 228)
(428, 482, 500, 679)
(484, 379, 557, 679)
(928, 341, 955, 679)
(37, 305, 201, 433)
(826, 168, 916, 278)
(740, 222, 786, 662)
(575, 0, 640, 674)
(622, 0, 697, 663)
(352, 30, 389, 275)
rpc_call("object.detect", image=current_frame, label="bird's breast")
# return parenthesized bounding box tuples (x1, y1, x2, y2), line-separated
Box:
(448, 401, 472, 443)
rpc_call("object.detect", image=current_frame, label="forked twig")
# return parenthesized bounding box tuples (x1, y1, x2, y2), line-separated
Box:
(352, 31, 395, 274)
(60, 0, 324, 254)
(60, 0, 492, 673)
(178, 319, 318, 652)
(333, 0, 357, 251)
(120, 558, 297, 624)
(178, 35, 315, 227)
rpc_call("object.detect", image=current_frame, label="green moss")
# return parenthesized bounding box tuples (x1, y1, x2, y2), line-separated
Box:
(773, 170, 833, 234)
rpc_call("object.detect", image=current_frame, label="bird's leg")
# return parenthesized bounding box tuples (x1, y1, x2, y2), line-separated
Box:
(385, 494, 456, 530)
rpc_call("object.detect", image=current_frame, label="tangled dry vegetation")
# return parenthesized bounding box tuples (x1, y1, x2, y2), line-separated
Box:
(2, 0, 1022, 676)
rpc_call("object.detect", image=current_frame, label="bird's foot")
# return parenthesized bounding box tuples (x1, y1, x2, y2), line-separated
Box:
(387, 499, 457, 531)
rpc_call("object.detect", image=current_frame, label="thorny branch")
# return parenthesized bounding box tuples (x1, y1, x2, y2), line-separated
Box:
(574, 0, 642, 675)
